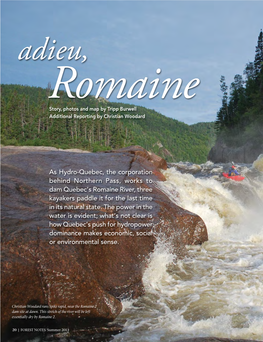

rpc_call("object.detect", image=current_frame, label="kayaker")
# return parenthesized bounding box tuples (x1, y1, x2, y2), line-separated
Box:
(228, 165, 240, 176)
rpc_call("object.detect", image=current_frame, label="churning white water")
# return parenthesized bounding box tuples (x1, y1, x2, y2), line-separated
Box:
(113, 156, 263, 341)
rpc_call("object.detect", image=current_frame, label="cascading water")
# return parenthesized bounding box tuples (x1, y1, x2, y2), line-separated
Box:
(113, 156, 263, 341)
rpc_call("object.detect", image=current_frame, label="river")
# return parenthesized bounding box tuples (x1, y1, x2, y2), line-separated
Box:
(112, 156, 263, 341)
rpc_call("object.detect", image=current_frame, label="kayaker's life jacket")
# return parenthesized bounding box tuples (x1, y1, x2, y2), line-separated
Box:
(228, 168, 239, 176)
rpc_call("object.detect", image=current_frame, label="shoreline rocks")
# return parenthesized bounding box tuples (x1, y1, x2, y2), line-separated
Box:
(208, 140, 263, 164)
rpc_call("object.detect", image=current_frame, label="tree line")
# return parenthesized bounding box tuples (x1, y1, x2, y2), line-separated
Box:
(215, 30, 263, 147)
(1, 84, 215, 163)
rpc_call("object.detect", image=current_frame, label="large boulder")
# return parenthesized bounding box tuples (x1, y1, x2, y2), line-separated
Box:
(1, 145, 208, 337)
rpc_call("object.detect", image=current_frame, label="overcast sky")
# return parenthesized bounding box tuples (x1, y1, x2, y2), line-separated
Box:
(1, 1, 263, 124)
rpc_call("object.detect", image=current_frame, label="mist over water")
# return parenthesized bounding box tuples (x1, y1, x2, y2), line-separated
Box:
(113, 157, 263, 341)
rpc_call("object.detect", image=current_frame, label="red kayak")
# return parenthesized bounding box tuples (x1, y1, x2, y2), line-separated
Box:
(222, 173, 245, 181)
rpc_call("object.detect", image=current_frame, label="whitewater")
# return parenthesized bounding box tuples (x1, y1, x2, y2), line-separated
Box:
(113, 155, 263, 341)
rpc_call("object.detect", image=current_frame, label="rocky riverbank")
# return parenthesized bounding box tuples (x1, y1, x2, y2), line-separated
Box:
(208, 140, 263, 164)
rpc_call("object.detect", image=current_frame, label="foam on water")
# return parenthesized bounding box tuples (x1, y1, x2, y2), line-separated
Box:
(113, 161, 263, 341)
(162, 166, 263, 242)
(253, 154, 263, 172)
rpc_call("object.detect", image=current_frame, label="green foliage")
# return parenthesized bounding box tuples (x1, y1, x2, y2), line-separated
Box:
(1, 84, 216, 163)
(215, 30, 263, 148)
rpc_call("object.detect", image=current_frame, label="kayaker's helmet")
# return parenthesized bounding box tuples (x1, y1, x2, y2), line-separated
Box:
(232, 165, 236, 169)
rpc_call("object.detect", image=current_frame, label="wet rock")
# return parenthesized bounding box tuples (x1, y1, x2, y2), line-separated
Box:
(208, 140, 263, 164)
(109, 145, 168, 171)
(1, 146, 207, 336)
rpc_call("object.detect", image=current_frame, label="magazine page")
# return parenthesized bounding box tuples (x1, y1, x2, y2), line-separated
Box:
(1, 1, 263, 342)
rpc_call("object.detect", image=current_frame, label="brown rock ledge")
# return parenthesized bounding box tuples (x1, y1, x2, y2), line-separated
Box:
(1, 145, 208, 338)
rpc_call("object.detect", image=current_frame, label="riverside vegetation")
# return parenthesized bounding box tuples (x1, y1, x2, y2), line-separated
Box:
(1, 84, 215, 163)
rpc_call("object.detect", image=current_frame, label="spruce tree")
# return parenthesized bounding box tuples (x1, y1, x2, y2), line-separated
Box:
(254, 29, 263, 77)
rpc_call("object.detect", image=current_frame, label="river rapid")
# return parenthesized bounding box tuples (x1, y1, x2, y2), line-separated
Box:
(113, 156, 263, 342)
